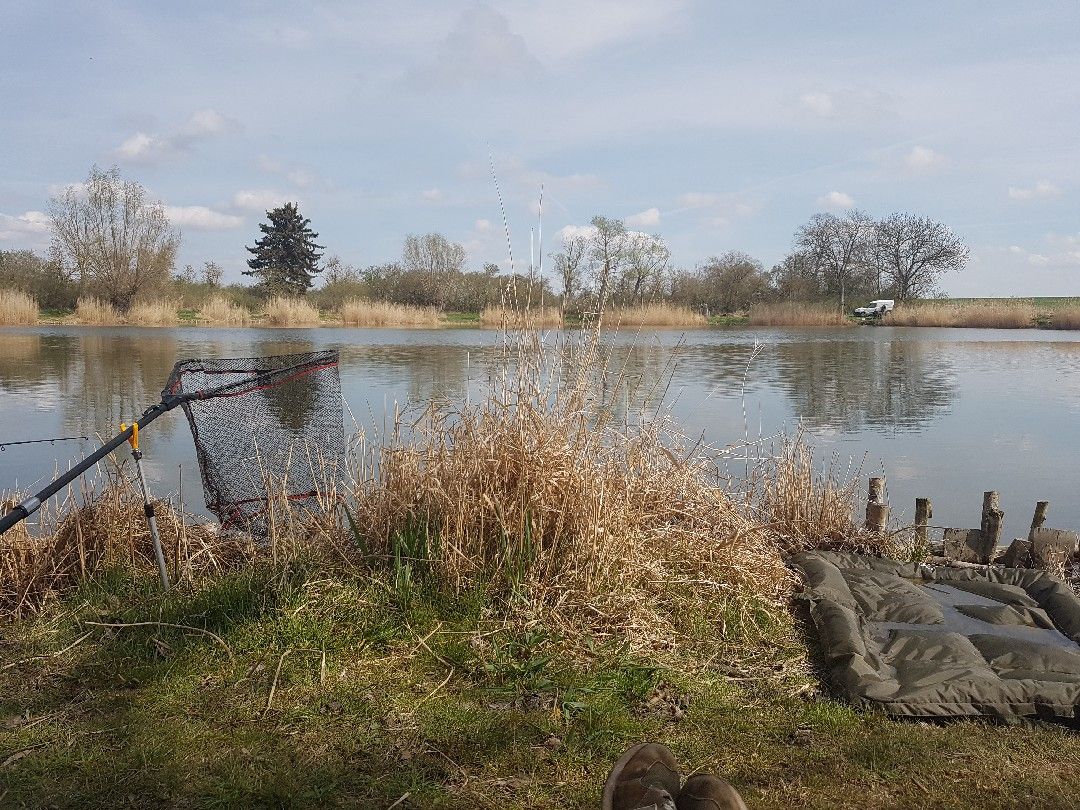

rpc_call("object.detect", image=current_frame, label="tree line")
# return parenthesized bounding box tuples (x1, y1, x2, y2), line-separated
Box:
(0, 164, 968, 314)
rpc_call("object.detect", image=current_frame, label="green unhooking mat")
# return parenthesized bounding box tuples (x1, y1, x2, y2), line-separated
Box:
(791, 551, 1080, 720)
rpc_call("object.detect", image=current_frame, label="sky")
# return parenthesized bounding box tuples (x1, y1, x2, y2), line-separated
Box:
(1, 0, 1078, 296)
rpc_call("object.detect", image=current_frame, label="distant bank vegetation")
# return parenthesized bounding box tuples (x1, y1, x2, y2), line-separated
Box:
(1, 163, 1077, 329)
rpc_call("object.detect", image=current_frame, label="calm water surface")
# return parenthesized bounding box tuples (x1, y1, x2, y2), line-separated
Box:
(1, 325, 1078, 539)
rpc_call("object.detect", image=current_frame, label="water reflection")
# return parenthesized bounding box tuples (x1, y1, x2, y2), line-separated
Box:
(772, 337, 956, 431)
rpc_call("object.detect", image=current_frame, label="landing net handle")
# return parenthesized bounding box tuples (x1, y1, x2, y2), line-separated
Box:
(0, 398, 181, 535)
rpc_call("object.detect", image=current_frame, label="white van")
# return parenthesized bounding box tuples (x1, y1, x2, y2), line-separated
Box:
(853, 299, 895, 317)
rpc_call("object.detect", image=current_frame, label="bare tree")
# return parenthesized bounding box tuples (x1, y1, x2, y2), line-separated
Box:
(202, 260, 223, 287)
(550, 232, 588, 304)
(874, 213, 968, 299)
(621, 232, 672, 304)
(795, 211, 874, 312)
(48, 165, 179, 310)
(585, 215, 629, 312)
(402, 233, 466, 277)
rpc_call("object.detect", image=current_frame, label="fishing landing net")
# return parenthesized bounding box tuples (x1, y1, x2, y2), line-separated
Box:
(163, 350, 345, 535)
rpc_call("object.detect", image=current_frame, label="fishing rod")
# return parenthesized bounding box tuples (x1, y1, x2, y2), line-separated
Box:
(0, 354, 333, 536)
(1, 435, 89, 451)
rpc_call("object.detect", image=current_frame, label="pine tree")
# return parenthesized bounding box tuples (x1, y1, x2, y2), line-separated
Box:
(243, 203, 324, 296)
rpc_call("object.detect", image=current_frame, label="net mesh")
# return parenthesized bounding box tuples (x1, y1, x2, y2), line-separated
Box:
(162, 350, 344, 535)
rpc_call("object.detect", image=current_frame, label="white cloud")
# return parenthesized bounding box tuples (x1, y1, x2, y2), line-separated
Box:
(421, 188, 443, 201)
(0, 210, 51, 246)
(407, 5, 542, 89)
(232, 189, 291, 212)
(116, 131, 171, 162)
(817, 190, 854, 210)
(474, 218, 494, 232)
(114, 108, 234, 164)
(556, 224, 598, 242)
(794, 87, 894, 121)
(624, 207, 660, 228)
(1007, 179, 1062, 201)
(165, 205, 244, 230)
(904, 145, 946, 172)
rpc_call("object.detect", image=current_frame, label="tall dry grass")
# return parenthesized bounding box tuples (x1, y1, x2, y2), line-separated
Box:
(127, 298, 180, 326)
(888, 301, 1037, 328)
(748, 302, 848, 327)
(480, 304, 563, 328)
(74, 297, 122, 325)
(340, 298, 440, 327)
(1, 474, 253, 619)
(605, 302, 707, 327)
(347, 330, 885, 647)
(0, 290, 39, 325)
(264, 296, 322, 327)
(201, 294, 251, 326)
(1046, 305, 1080, 330)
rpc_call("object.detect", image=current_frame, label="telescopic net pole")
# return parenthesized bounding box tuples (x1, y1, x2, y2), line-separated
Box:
(0, 398, 180, 536)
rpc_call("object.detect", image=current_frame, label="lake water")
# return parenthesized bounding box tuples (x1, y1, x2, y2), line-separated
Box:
(1, 325, 1079, 540)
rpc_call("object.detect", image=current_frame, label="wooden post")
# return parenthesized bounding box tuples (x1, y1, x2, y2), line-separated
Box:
(1028, 501, 1049, 540)
(979, 491, 1004, 564)
(915, 497, 932, 550)
(865, 477, 889, 534)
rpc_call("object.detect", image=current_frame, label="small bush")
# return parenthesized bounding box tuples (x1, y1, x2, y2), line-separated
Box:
(0, 289, 39, 325)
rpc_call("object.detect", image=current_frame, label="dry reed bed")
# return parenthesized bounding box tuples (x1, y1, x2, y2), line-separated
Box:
(605, 302, 707, 327)
(480, 304, 563, 328)
(340, 298, 440, 327)
(74, 297, 122, 325)
(748, 302, 848, 327)
(1046, 305, 1080, 330)
(127, 298, 180, 326)
(888, 301, 1038, 328)
(200, 294, 251, 326)
(264, 296, 322, 326)
(0, 290, 39, 325)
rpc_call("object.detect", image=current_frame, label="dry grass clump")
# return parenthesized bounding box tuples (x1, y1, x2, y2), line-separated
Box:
(340, 298, 440, 327)
(349, 332, 794, 648)
(1047, 305, 1080, 330)
(480, 304, 564, 328)
(75, 297, 121, 325)
(126, 298, 180, 326)
(754, 438, 897, 556)
(606, 302, 707, 328)
(888, 301, 1038, 328)
(0, 289, 39, 325)
(748, 302, 848, 327)
(200, 294, 251, 326)
(264, 296, 322, 327)
(1, 475, 253, 620)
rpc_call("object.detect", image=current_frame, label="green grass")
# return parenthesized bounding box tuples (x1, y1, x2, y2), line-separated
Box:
(442, 311, 482, 325)
(3, 564, 1079, 809)
(708, 314, 750, 327)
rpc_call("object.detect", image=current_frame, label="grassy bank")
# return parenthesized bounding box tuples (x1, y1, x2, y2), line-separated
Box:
(3, 330, 1079, 807)
(888, 298, 1080, 329)
(748, 303, 849, 327)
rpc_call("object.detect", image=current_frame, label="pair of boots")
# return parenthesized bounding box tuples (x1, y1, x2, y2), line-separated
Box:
(601, 742, 747, 810)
